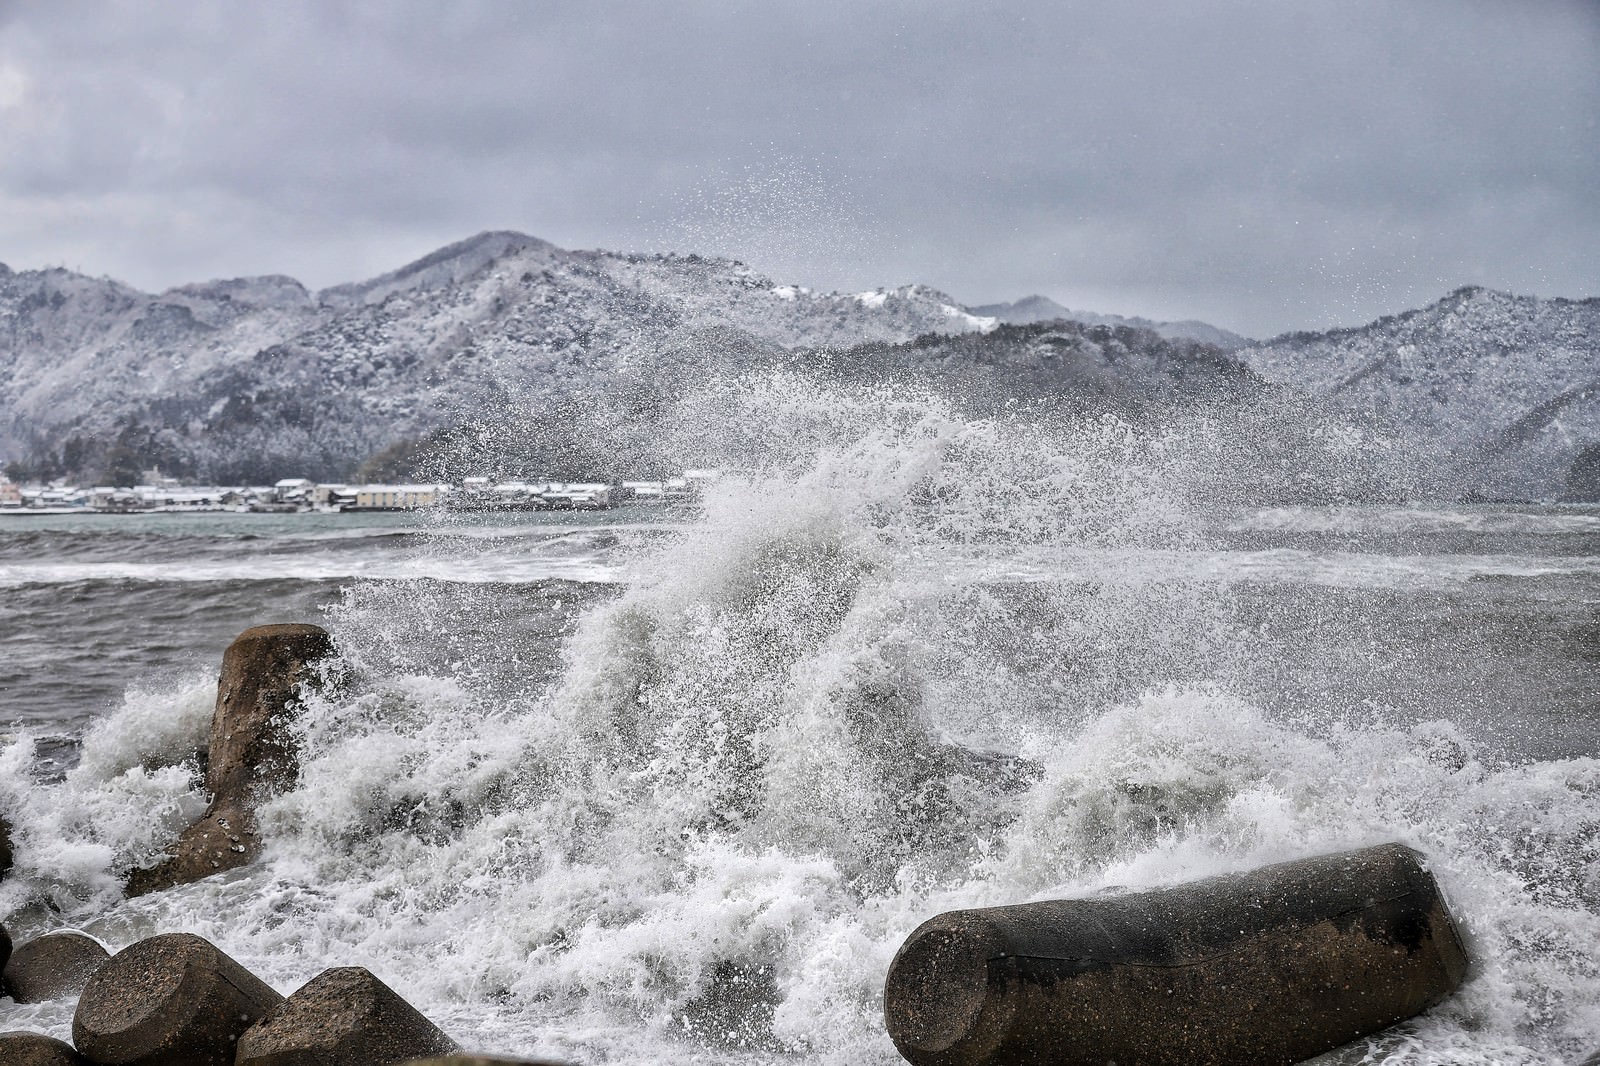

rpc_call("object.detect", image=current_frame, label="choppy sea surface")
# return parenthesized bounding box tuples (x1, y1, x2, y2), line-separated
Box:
(4, 399, 1600, 1064)
(0, 509, 647, 765)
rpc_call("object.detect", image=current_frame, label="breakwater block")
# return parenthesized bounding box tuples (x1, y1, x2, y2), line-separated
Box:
(235, 966, 457, 1066)
(72, 932, 285, 1066)
(1, 921, 11, 973)
(0, 1031, 90, 1065)
(206, 623, 336, 800)
(127, 623, 334, 896)
(883, 842, 1469, 1066)
(4, 930, 112, 1002)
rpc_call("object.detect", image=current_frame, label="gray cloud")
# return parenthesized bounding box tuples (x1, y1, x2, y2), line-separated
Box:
(0, 0, 1595, 335)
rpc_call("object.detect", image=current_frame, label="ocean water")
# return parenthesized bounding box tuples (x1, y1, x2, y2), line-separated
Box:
(3, 382, 1600, 1064)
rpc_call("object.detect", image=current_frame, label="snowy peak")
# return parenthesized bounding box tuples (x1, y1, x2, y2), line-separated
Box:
(0, 264, 142, 304)
(969, 294, 1072, 323)
(8, 231, 1593, 502)
(849, 284, 997, 331)
(1240, 287, 1600, 498)
(0, 265, 149, 353)
(0, 231, 1008, 482)
(317, 230, 557, 309)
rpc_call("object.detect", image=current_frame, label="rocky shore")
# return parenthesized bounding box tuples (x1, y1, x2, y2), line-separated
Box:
(1, 624, 567, 1065)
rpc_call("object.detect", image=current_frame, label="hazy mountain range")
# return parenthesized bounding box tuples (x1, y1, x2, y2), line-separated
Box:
(0, 232, 1001, 483)
(970, 295, 1252, 350)
(1237, 286, 1600, 501)
(1, 230, 1596, 500)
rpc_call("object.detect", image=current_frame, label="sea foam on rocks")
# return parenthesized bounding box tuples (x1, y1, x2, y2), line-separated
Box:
(6, 377, 1600, 1062)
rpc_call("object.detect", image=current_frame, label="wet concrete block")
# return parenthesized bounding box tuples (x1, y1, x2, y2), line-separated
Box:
(235, 966, 457, 1066)
(884, 841, 1470, 1066)
(126, 623, 334, 896)
(72, 932, 285, 1066)
(4, 930, 112, 1003)
(1, 921, 11, 974)
(124, 799, 258, 898)
(0, 1031, 90, 1065)
(205, 622, 336, 801)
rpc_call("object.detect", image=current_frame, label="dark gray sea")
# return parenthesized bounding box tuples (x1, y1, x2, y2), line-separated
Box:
(0, 510, 635, 767)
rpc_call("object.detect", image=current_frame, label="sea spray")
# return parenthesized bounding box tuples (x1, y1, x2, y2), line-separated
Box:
(3, 376, 1600, 1063)
(261, 380, 1236, 1057)
(0, 675, 215, 917)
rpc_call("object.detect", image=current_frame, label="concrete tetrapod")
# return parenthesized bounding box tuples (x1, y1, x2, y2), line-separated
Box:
(0, 1031, 90, 1065)
(71, 932, 285, 1066)
(883, 842, 1470, 1066)
(126, 623, 334, 896)
(1, 920, 11, 974)
(235, 966, 458, 1066)
(4, 930, 112, 1002)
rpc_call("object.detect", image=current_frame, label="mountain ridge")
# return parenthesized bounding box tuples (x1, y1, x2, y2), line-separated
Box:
(0, 232, 1009, 482)
(970, 293, 1252, 349)
(1238, 285, 1600, 498)
(2, 232, 1596, 500)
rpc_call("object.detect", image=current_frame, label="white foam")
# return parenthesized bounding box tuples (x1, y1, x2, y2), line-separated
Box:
(0, 676, 215, 919)
(952, 544, 1600, 590)
(1233, 504, 1600, 537)
(4, 378, 1599, 1063)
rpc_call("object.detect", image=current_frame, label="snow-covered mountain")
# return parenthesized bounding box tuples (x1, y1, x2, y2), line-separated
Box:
(0, 232, 1002, 482)
(4, 234, 1596, 501)
(969, 294, 1252, 350)
(1237, 286, 1600, 500)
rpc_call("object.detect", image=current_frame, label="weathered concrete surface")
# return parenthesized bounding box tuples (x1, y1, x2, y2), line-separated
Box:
(0, 1031, 90, 1065)
(235, 966, 457, 1066)
(1, 921, 11, 975)
(124, 800, 258, 898)
(205, 623, 335, 800)
(126, 623, 333, 896)
(72, 932, 285, 1066)
(884, 842, 1470, 1066)
(3, 929, 111, 1003)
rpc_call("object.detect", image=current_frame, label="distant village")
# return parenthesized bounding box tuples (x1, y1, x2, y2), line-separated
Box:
(0, 469, 721, 515)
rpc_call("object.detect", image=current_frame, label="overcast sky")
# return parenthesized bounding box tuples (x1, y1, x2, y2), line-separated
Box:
(0, 0, 1595, 337)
